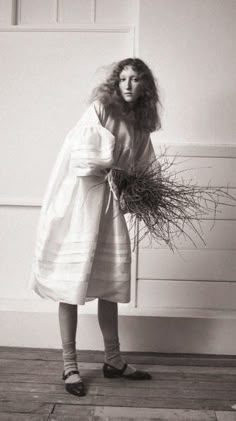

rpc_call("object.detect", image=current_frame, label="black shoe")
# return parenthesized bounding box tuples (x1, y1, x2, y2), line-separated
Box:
(62, 370, 86, 396)
(103, 363, 151, 380)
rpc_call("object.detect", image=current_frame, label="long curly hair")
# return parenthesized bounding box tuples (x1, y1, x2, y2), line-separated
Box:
(90, 58, 162, 133)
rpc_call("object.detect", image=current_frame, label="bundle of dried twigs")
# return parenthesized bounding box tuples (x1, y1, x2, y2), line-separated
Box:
(111, 152, 236, 250)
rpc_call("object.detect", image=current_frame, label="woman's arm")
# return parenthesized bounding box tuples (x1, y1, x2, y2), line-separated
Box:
(69, 103, 115, 177)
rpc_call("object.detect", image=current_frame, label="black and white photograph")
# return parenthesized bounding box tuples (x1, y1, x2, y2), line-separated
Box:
(0, 1, 236, 420)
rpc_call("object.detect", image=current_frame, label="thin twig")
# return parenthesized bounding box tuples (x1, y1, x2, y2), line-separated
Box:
(111, 152, 236, 251)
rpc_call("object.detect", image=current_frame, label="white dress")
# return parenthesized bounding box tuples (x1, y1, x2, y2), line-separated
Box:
(29, 101, 155, 305)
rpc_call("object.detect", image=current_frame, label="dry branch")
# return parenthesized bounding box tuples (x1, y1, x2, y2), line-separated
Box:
(111, 152, 236, 250)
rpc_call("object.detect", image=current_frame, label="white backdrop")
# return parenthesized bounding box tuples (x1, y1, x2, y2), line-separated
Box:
(0, 29, 133, 201)
(1, 0, 236, 353)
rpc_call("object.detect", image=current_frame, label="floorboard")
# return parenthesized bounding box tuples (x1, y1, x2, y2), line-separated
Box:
(0, 414, 49, 421)
(52, 405, 217, 420)
(1, 347, 236, 420)
(215, 413, 236, 421)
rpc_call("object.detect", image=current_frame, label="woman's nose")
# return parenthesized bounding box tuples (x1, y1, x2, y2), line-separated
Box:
(126, 78, 131, 89)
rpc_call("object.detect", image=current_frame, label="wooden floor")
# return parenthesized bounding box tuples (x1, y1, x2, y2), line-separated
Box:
(1, 348, 236, 421)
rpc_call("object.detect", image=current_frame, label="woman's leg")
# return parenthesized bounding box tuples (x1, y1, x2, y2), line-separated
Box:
(97, 298, 135, 374)
(58, 302, 82, 384)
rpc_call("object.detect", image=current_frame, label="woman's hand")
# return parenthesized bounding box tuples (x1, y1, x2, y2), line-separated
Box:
(106, 170, 120, 201)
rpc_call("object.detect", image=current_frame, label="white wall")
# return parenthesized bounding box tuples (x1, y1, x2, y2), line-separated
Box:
(1, 0, 236, 354)
(135, 0, 236, 353)
(0, 0, 138, 346)
(139, 0, 236, 145)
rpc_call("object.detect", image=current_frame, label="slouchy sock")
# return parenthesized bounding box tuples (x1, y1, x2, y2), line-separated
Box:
(98, 298, 135, 374)
(58, 302, 82, 384)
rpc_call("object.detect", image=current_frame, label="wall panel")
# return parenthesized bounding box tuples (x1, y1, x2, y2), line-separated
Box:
(140, 220, 236, 251)
(0, 0, 13, 24)
(58, 0, 94, 24)
(148, 154, 236, 188)
(96, 0, 137, 24)
(137, 145, 236, 317)
(138, 249, 236, 282)
(18, 0, 57, 24)
(10, 0, 137, 25)
(137, 280, 236, 311)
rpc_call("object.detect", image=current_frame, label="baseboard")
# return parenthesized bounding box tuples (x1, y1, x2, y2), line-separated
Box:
(1, 310, 236, 354)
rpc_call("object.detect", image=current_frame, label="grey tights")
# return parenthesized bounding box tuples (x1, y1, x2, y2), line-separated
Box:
(58, 299, 128, 383)
(97, 299, 125, 369)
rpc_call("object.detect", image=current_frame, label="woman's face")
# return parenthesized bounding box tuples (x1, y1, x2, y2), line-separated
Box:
(118, 66, 143, 103)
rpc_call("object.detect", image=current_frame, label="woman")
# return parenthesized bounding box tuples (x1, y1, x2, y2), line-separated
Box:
(30, 58, 161, 396)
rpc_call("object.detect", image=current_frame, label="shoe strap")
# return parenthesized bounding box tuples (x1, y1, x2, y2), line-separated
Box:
(63, 370, 80, 380)
(120, 363, 128, 374)
(106, 362, 128, 374)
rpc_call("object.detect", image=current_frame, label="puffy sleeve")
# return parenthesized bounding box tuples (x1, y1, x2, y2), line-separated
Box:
(69, 103, 115, 177)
